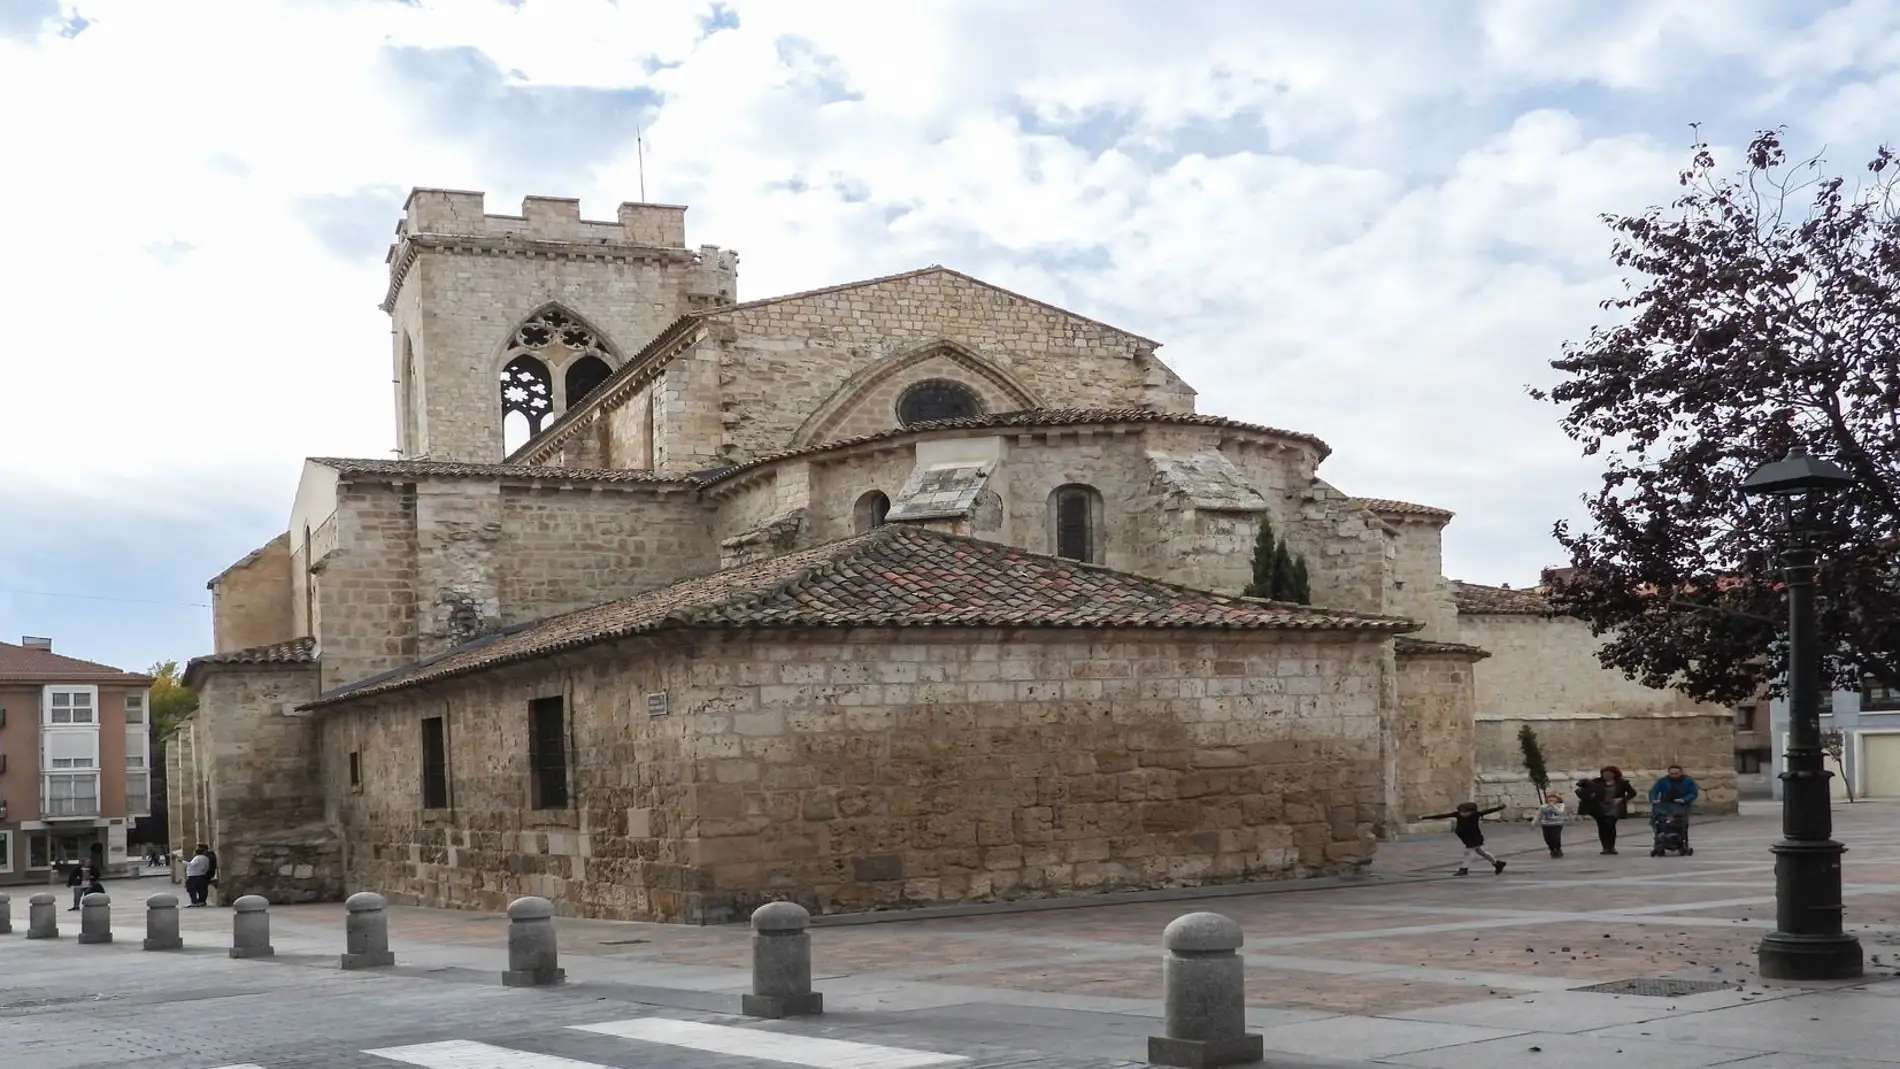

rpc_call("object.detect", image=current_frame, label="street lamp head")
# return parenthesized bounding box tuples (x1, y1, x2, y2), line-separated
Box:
(1741, 448, 1855, 500)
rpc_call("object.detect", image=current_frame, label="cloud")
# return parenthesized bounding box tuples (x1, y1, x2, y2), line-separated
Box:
(4, 0, 1900, 664)
(295, 185, 406, 262)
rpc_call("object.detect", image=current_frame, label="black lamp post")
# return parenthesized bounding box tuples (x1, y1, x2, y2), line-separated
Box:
(1740, 446, 1862, 981)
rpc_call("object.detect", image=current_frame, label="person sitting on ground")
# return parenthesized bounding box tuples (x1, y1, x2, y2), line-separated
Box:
(1417, 801, 1508, 876)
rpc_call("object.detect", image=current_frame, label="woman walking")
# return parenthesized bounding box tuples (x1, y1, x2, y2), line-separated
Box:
(1575, 766, 1638, 855)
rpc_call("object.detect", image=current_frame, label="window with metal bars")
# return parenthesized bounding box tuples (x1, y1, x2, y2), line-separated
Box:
(420, 716, 448, 809)
(528, 697, 569, 809)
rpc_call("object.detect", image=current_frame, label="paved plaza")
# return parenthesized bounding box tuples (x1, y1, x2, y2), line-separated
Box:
(6, 801, 1900, 1068)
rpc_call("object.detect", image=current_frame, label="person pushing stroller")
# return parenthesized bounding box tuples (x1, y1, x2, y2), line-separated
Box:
(1647, 764, 1699, 857)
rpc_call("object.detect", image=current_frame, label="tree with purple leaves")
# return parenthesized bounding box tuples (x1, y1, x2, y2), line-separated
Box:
(1533, 128, 1899, 706)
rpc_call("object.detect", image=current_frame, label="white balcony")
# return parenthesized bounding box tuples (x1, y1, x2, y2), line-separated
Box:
(42, 772, 100, 819)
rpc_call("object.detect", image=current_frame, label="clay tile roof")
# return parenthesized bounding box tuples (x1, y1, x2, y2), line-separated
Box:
(1452, 581, 1555, 616)
(189, 637, 318, 669)
(0, 641, 151, 685)
(311, 458, 694, 484)
(307, 526, 1417, 709)
(1394, 636, 1491, 659)
(702, 409, 1332, 487)
(1357, 498, 1455, 521)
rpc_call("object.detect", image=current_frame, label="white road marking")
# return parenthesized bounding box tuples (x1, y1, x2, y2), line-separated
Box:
(363, 1039, 609, 1068)
(574, 1017, 969, 1069)
(206, 1065, 268, 1068)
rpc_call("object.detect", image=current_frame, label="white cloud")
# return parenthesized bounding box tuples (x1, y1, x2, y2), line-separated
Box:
(2, 0, 1899, 619)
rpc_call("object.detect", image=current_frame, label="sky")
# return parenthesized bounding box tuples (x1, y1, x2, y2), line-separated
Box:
(1, 0, 1897, 674)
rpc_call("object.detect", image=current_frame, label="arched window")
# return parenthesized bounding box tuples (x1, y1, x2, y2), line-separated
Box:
(854, 490, 891, 533)
(500, 355, 552, 456)
(1049, 484, 1103, 563)
(896, 380, 982, 427)
(565, 355, 612, 408)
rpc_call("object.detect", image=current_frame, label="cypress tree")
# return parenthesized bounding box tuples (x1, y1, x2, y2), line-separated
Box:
(1271, 538, 1298, 601)
(1290, 556, 1311, 605)
(1244, 517, 1278, 598)
(1518, 724, 1551, 807)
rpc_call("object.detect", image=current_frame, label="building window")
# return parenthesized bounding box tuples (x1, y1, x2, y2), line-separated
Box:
(1735, 705, 1757, 730)
(1737, 750, 1764, 774)
(0, 830, 11, 874)
(896, 380, 982, 427)
(1049, 484, 1104, 563)
(348, 751, 362, 789)
(564, 355, 613, 408)
(528, 697, 569, 810)
(420, 716, 449, 809)
(45, 686, 96, 725)
(28, 833, 48, 870)
(854, 490, 891, 533)
(124, 693, 146, 725)
(1863, 675, 1900, 712)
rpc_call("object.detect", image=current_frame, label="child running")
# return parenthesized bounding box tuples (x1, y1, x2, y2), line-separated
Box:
(1418, 802, 1507, 875)
(1534, 793, 1567, 858)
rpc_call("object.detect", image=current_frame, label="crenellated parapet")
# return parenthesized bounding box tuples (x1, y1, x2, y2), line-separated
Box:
(394, 188, 689, 247)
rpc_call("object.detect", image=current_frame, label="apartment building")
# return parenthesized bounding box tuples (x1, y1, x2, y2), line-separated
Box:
(0, 636, 153, 883)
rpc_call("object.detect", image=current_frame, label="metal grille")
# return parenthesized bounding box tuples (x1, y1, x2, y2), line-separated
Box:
(1572, 978, 1733, 997)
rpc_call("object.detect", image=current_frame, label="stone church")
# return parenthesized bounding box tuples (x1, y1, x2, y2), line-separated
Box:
(172, 190, 1733, 922)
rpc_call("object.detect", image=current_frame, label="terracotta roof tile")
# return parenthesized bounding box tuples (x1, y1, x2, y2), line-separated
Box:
(703, 409, 1332, 486)
(1358, 498, 1455, 521)
(1394, 636, 1491, 659)
(1452, 581, 1554, 616)
(311, 458, 695, 484)
(190, 637, 317, 668)
(0, 641, 150, 684)
(307, 526, 1416, 709)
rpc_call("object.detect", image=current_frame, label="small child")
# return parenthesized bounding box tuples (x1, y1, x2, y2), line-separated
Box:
(1534, 794, 1567, 858)
(1419, 802, 1507, 876)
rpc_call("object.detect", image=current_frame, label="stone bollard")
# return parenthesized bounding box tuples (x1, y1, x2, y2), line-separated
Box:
(78, 892, 112, 944)
(26, 892, 58, 939)
(741, 901, 822, 1019)
(0, 891, 11, 935)
(1147, 912, 1263, 1068)
(230, 895, 274, 958)
(500, 896, 565, 987)
(341, 891, 396, 970)
(143, 893, 183, 951)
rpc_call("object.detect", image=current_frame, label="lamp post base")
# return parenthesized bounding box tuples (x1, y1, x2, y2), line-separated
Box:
(1758, 931, 1863, 981)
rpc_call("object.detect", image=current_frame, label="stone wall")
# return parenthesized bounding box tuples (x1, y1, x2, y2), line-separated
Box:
(613, 269, 1196, 468)
(193, 662, 332, 901)
(1461, 612, 1738, 817)
(1393, 649, 1480, 829)
(319, 628, 1391, 923)
(386, 190, 736, 465)
(1475, 713, 1738, 818)
(315, 476, 717, 690)
(209, 533, 296, 653)
(1383, 518, 1459, 642)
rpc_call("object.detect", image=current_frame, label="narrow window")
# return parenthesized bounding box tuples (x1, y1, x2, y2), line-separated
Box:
(420, 716, 448, 809)
(854, 490, 891, 533)
(500, 354, 553, 455)
(348, 750, 362, 788)
(1050, 484, 1101, 563)
(528, 697, 569, 809)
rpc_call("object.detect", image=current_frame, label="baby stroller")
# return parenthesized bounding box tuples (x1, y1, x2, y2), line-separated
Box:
(1650, 803, 1693, 857)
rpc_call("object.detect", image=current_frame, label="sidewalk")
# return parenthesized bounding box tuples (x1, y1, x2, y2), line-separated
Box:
(6, 800, 1900, 1066)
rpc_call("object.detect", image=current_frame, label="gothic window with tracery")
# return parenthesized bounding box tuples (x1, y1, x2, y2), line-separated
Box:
(500, 355, 553, 452)
(896, 380, 982, 427)
(498, 307, 616, 456)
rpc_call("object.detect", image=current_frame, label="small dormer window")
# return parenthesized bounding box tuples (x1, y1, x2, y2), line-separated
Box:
(897, 380, 982, 427)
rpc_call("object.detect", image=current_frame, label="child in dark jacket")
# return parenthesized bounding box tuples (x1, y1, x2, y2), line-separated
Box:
(1419, 802, 1508, 876)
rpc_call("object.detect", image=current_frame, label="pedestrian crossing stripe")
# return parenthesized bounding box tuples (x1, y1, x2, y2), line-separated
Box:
(364, 1040, 607, 1068)
(363, 1017, 969, 1069)
(574, 1017, 968, 1069)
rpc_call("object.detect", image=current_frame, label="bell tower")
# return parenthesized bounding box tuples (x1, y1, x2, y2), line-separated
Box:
(382, 189, 738, 463)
